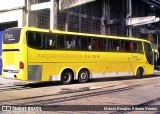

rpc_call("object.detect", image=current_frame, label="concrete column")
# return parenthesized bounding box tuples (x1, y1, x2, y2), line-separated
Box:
(65, 14, 68, 31)
(26, 0, 31, 26)
(100, 0, 106, 35)
(54, 0, 58, 30)
(50, 0, 54, 29)
(26, 0, 38, 27)
(126, 0, 132, 37)
(22, 9, 27, 27)
(50, 0, 58, 30)
(105, 0, 110, 35)
(79, 15, 82, 32)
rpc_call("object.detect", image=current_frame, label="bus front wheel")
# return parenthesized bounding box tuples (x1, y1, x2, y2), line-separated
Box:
(78, 69, 89, 83)
(136, 67, 144, 78)
(61, 70, 73, 85)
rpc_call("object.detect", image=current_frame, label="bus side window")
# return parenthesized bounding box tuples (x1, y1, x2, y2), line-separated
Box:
(76, 36, 81, 49)
(87, 37, 98, 51)
(81, 36, 88, 50)
(125, 41, 130, 52)
(88, 38, 92, 50)
(65, 35, 71, 49)
(98, 38, 105, 51)
(137, 42, 143, 53)
(57, 34, 65, 49)
(71, 37, 76, 49)
(132, 42, 138, 52)
(105, 39, 108, 51)
(27, 32, 42, 48)
(107, 39, 112, 51)
(88, 38, 98, 51)
(46, 34, 55, 49)
(129, 41, 133, 52)
(117, 40, 120, 51)
(112, 40, 120, 51)
(120, 40, 125, 51)
(65, 35, 76, 49)
(92, 38, 98, 50)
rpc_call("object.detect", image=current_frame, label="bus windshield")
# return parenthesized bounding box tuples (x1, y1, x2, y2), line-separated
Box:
(144, 42, 153, 65)
(3, 28, 21, 44)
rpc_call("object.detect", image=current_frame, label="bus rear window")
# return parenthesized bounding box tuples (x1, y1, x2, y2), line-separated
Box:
(3, 28, 21, 44)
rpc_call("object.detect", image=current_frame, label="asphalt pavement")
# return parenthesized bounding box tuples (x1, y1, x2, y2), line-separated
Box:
(0, 76, 18, 85)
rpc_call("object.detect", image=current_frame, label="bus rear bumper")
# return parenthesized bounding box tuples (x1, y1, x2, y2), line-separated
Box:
(3, 72, 17, 79)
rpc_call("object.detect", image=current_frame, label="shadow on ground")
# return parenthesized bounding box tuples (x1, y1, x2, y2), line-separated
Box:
(23, 74, 160, 88)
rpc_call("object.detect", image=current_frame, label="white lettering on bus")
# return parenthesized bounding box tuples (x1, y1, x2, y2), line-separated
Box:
(37, 54, 100, 59)
(5, 33, 14, 39)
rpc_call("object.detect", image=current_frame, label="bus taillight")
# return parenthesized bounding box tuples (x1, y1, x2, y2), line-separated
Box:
(20, 61, 24, 69)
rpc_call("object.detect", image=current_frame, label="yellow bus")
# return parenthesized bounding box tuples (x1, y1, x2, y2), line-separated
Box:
(2, 27, 154, 84)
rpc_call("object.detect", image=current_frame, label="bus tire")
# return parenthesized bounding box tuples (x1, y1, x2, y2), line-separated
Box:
(136, 67, 144, 78)
(78, 69, 89, 83)
(61, 70, 73, 85)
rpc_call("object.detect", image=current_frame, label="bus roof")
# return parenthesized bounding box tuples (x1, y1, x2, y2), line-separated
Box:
(22, 26, 151, 44)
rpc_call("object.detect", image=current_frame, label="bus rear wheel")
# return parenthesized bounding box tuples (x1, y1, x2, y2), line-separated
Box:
(78, 69, 89, 83)
(136, 67, 144, 78)
(61, 70, 73, 85)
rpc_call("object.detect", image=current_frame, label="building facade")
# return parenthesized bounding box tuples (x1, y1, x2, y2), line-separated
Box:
(1, 0, 160, 39)
(27, 0, 160, 65)
(26, 0, 160, 40)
